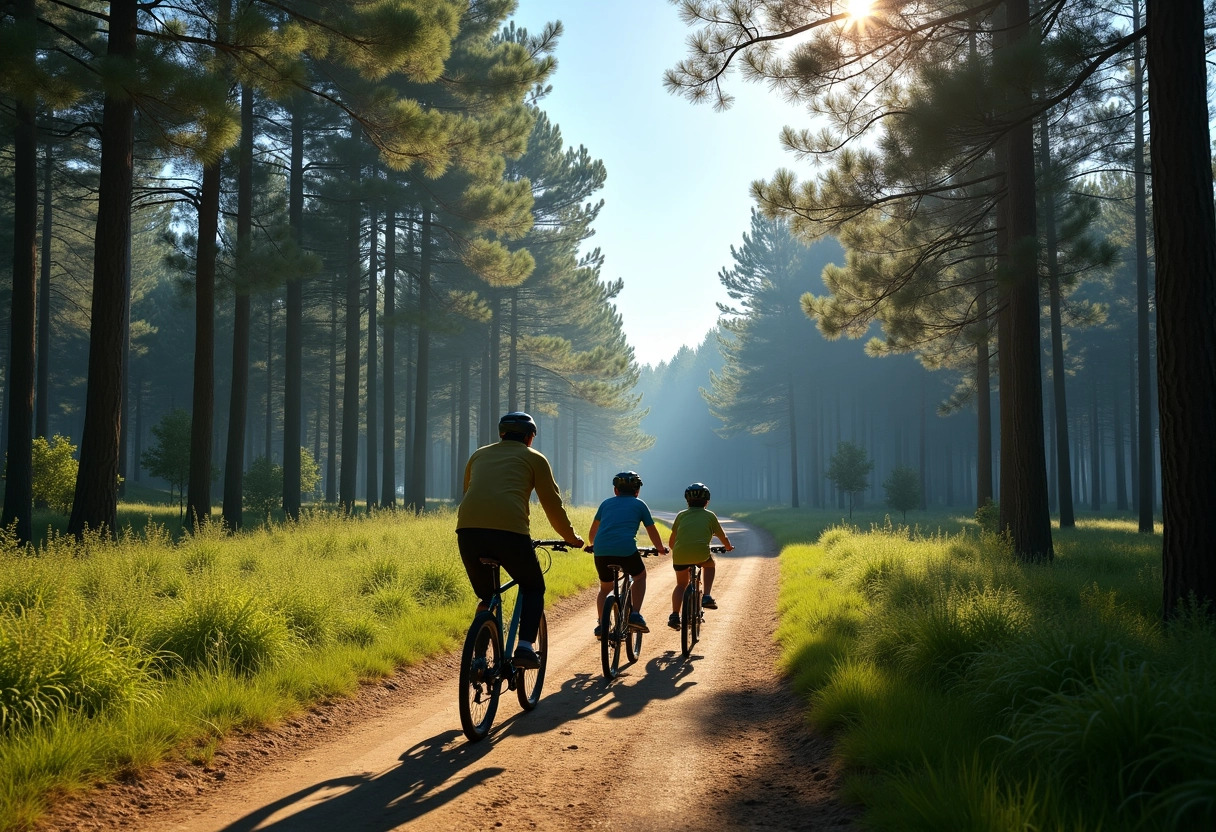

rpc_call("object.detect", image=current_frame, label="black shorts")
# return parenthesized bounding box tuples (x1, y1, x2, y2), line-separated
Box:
(595, 553, 646, 582)
(672, 556, 714, 572)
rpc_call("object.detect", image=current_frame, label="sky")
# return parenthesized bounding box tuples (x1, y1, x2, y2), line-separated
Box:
(512, 1, 813, 368)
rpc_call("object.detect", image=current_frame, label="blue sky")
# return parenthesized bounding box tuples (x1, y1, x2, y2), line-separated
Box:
(512, 1, 812, 367)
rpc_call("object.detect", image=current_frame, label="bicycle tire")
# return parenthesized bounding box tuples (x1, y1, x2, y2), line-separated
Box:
(516, 612, 547, 711)
(681, 585, 696, 656)
(458, 612, 502, 742)
(692, 580, 702, 644)
(600, 596, 622, 679)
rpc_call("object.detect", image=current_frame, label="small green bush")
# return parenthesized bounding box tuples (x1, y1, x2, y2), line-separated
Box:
(149, 592, 292, 676)
(31, 435, 79, 515)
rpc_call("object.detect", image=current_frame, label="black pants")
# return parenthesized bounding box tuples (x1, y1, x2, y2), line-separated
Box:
(456, 528, 545, 643)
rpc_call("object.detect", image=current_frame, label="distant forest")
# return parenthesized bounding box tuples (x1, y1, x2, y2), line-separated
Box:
(1, 1, 1213, 614)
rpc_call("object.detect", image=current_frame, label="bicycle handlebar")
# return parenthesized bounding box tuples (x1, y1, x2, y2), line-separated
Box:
(581, 545, 666, 556)
(709, 545, 728, 554)
(533, 539, 572, 552)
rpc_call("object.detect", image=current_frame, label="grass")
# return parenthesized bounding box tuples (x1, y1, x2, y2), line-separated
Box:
(737, 506, 1215, 832)
(0, 504, 601, 831)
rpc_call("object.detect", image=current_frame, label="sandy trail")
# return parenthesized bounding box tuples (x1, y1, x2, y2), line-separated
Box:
(45, 518, 854, 832)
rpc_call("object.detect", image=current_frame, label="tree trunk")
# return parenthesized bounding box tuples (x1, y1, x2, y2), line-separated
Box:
(340, 123, 362, 514)
(1040, 115, 1075, 528)
(787, 375, 799, 508)
(326, 288, 337, 503)
(222, 85, 254, 530)
(381, 203, 397, 508)
(36, 135, 51, 442)
(2, 0, 38, 543)
(1133, 1, 1155, 534)
(489, 293, 501, 419)
(68, 0, 137, 539)
(1146, 0, 1216, 618)
(282, 99, 304, 520)
(407, 211, 432, 511)
(508, 289, 519, 410)
(186, 155, 221, 527)
(975, 282, 993, 508)
(996, 0, 1053, 562)
(365, 193, 378, 511)
(458, 352, 470, 479)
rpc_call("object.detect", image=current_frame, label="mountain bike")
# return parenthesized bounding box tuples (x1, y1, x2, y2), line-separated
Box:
(458, 539, 570, 742)
(680, 544, 727, 657)
(595, 546, 659, 680)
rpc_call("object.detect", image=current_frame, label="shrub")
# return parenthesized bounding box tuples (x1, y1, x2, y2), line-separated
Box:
(150, 591, 292, 676)
(31, 435, 79, 514)
(243, 457, 282, 518)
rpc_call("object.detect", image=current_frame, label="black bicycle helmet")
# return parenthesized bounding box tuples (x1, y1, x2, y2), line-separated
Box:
(684, 482, 711, 502)
(612, 471, 643, 491)
(498, 411, 537, 438)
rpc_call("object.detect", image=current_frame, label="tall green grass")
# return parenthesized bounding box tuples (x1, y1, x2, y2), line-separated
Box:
(0, 505, 599, 831)
(741, 508, 1215, 832)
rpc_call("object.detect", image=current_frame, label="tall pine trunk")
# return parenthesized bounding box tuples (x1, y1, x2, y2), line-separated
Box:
(997, 0, 1053, 562)
(282, 100, 305, 519)
(186, 156, 221, 527)
(340, 123, 362, 514)
(1040, 115, 1074, 528)
(1133, 1, 1155, 534)
(407, 210, 432, 511)
(36, 136, 51, 442)
(365, 194, 378, 511)
(68, 0, 137, 539)
(975, 282, 993, 507)
(381, 203, 397, 507)
(1146, 0, 1216, 618)
(222, 84, 254, 530)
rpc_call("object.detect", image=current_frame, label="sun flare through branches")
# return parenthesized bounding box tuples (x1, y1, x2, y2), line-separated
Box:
(845, 0, 875, 24)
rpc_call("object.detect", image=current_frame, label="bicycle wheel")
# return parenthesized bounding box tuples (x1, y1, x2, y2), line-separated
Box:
(680, 586, 696, 657)
(600, 596, 622, 679)
(458, 612, 502, 742)
(516, 612, 547, 711)
(624, 592, 643, 662)
(692, 582, 702, 644)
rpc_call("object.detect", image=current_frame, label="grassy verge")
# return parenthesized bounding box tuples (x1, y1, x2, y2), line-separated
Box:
(736, 507, 1215, 831)
(0, 506, 599, 831)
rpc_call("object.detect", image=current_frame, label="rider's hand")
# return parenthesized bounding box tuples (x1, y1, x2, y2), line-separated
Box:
(725, 543, 734, 551)
(570, 535, 585, 549)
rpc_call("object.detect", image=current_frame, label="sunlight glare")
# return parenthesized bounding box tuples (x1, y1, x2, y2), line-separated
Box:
(845, 0, 875, 22)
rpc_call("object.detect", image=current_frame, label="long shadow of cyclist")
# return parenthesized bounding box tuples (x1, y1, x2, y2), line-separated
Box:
(215, 728, 504, 831)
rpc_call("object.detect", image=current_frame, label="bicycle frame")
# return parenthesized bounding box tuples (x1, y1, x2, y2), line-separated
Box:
(680, 544, 726, 657)
(598, 547, 657, 680)
(458, 539, 567, 742)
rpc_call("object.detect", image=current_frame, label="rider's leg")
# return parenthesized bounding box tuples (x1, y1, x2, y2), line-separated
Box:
(702, 560, 716, 597)
(630, 568, 647, 612)
(671, 567, 690, 614)
(597, 581, 613, 618)
(497, 533, 545, 646)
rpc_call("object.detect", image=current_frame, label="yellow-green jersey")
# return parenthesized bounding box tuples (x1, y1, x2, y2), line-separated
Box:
(456, 439, 577, 540)
(670, 506, 725, 566)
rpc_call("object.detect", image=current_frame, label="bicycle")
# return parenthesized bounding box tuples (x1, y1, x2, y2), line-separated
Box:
(680, 544, 727, 657)
(458, 538, 570, 742)
(594, 546, 659, 680)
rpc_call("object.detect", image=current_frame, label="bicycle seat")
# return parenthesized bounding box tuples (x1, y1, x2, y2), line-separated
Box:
(478, 557, 500, 567)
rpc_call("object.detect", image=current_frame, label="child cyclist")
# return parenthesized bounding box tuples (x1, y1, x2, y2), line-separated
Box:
(667, 482, 732, 630)
(586, 471, 668, 634)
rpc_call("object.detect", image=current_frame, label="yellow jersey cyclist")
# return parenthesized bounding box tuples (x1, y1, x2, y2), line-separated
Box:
(667, 482, 732, 630)
(456, 412, 584, 669)
(586, 470, 668, 635)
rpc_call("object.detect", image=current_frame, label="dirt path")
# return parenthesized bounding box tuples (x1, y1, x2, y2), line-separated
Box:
(44, 518, 855, 832)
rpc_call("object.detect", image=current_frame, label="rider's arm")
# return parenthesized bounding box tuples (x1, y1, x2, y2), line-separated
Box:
(587, 519, 600, 547)
(645, 523, 666, 553)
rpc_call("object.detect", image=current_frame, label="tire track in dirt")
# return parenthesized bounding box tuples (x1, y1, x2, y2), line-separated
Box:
(43, 518, 856, 832)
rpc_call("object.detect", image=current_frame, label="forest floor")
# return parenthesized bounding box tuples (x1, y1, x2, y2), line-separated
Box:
(39, 517, 856, 832)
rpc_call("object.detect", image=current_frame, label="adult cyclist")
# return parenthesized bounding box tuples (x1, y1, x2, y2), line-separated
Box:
(456, 412, 584, 669)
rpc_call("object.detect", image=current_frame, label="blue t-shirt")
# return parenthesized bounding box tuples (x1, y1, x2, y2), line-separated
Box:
(592, 495, 655, 557)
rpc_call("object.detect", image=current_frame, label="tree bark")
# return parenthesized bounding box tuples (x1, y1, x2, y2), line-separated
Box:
(787, 375, 799, 509)
(36, 135, 51, 442)
(1040, 115, 1075, 528)
(1, 0, 38, 543)
(1133, 0, 1155, 534)
(282, 99, 305, 520)
(407, 210, 432, 511)
(222, 83, 254, 530)
(381, 202, 397, 508)
(68, 0, 138, 539)
(340, 123, 362, 514)
(996, 0, 1053, 562)
(186, 155, 221, 527)
(365, 191, 378, 511)
(1146, 0, 1216, 618)
(975, 282, 993, 508)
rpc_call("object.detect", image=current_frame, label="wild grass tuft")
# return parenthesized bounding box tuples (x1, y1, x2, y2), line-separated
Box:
(148, 590, 293, 676)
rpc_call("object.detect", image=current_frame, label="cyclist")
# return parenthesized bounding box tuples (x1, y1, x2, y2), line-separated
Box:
(667, 482, 732, 630)
(586, 471, 667, 634)
(456, 412, 584, 669)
